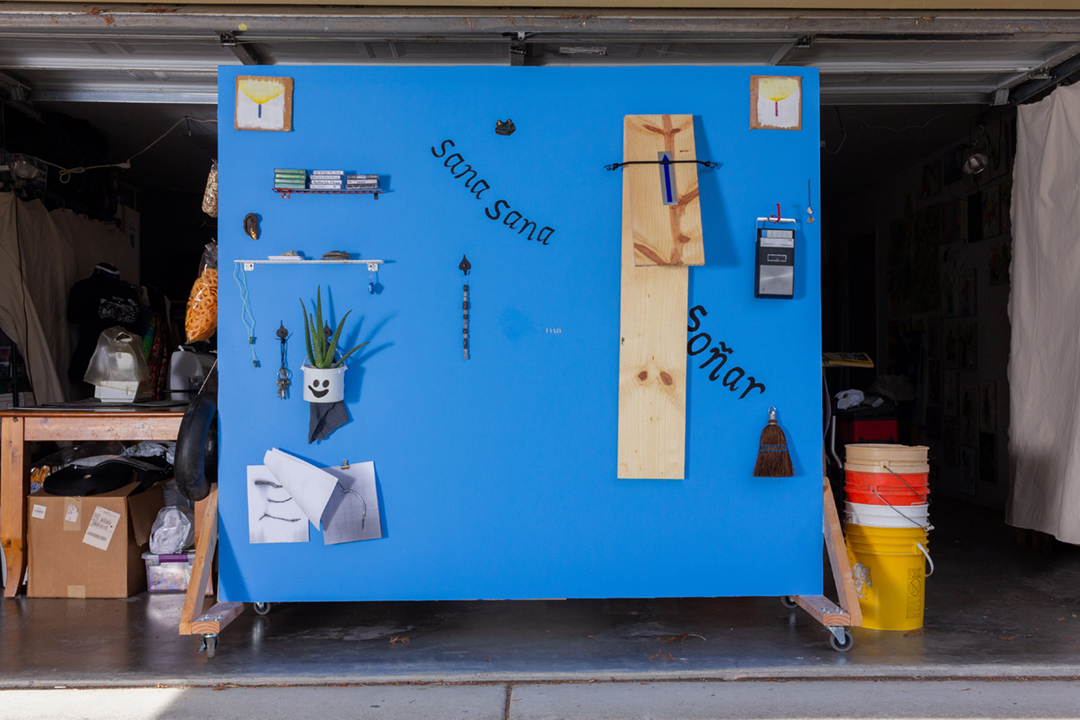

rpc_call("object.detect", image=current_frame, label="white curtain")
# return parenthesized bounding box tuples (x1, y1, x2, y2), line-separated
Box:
(1008, 82, 1080, 544)
(0, 194, 137, 404)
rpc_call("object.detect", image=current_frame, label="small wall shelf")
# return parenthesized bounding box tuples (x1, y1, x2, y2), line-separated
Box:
(273, 188, 382, 200)
(234, 259, 384, 272)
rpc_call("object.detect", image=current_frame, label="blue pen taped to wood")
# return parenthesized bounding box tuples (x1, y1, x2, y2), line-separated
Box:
(658, 151, 677, 206)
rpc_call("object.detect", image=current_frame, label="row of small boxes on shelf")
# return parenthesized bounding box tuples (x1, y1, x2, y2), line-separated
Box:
(274, 169, 379, 191)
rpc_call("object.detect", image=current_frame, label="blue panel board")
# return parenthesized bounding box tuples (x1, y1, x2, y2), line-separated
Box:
(217, 67, 822, 602)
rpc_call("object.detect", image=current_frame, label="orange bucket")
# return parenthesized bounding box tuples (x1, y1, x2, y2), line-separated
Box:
(845, 482, 929, 506)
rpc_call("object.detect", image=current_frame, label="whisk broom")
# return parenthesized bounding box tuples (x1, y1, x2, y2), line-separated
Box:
(753, 406, 794, 477)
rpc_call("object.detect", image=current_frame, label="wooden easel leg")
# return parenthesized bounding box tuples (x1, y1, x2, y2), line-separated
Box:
(178, 486, 244, 658)
(821, 474, 862, 626)
(789, 476, 862, 650)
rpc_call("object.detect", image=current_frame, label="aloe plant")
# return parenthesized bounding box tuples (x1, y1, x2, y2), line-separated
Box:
(300, 286, 368, 369)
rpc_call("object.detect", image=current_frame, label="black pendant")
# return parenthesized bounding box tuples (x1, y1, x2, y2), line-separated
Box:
(460, 255, 471, 360)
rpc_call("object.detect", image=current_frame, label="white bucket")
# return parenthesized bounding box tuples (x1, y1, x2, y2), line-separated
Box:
(301, 363, 346, 403)
(845, 500, 930, 530)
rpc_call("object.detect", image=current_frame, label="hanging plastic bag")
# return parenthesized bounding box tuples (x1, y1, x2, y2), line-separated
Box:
(149, 506, 195, 554)
(185, 241, 218, 342)
(835, 389, 865, 410)
(83, 327, 150, 388)
(201, 161, 218, 218)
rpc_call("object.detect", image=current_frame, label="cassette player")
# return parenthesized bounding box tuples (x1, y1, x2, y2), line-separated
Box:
(755, 219, 796, 299)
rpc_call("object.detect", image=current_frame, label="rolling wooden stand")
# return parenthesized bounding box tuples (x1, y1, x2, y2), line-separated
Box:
(784, 476, 863, 652)
(178, 479, 861, 657)
(178, 486, 244, 658)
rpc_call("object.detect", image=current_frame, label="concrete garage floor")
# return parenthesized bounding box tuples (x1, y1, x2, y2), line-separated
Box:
(1, 500, 1079, 690)
(5, 681, 1080, 720)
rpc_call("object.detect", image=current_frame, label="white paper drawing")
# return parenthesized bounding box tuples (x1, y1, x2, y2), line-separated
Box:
(248, 465, 309, 544)
(249, 449, 383, 546)
(263, 448, 337, 531)
(321, 462, 382, 545)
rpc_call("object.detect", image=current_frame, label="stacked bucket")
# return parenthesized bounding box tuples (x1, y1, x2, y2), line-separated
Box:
(843, 444, 933, 631)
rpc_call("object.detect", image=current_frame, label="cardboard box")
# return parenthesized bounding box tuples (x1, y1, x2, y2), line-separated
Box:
(27, 482, 164, 598)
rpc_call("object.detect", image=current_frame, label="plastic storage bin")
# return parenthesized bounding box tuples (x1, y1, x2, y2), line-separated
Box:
(142, 552, 196, 593)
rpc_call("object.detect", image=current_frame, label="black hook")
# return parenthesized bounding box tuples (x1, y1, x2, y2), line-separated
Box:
(604, 159, 718, 172)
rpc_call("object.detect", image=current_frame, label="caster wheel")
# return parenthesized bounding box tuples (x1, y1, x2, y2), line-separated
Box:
(781, 596, 798, 609)
(201, 635, 218, 659)
(829, 629, 854, 653)
(253, 602, 272, 616)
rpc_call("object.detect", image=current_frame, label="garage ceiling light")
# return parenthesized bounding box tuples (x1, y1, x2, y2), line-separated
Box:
(1, 158, 46, 182)
(962, 148, 990, 175)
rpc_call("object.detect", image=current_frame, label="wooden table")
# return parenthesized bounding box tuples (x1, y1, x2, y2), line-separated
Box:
(1, 409, 184, 597)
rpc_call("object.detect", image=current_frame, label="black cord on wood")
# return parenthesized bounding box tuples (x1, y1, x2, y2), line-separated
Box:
(605, 159, 717, 171)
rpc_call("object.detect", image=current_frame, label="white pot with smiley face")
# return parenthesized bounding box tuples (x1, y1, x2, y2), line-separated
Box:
(301, 363, 346, 403)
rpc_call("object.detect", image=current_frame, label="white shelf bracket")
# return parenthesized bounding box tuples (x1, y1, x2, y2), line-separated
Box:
(233, 259, 385, 272)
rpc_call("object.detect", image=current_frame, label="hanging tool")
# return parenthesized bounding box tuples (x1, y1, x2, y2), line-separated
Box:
(807, 180, 815, 224)
(276, 322, 290, 399)
(459, 255, 471, 360)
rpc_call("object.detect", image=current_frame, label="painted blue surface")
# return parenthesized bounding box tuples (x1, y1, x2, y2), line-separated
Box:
(217, 66, 822, 602)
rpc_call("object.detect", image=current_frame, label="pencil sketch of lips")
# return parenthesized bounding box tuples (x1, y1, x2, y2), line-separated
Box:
(308, 379, 330, 398)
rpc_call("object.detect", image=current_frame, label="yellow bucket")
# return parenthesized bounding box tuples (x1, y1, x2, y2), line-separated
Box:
(845, 523, 933, 631)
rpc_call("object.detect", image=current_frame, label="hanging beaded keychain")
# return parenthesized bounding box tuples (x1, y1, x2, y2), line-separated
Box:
(459, 255, 471, 359)
(275, 322, 291, 399)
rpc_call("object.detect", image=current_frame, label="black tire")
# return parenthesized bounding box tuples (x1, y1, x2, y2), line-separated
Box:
(829, 630, 854, 652)
(175, 389, 218, 502)
(253, 602, 272, 616)
(781, 596, 798, 609)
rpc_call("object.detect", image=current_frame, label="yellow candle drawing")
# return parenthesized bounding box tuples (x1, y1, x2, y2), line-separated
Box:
(759, 77, 799, 117)
(239, 78, 286, 118)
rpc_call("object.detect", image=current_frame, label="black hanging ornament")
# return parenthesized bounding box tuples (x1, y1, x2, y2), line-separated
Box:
(276, 322, 291, 399)
(459, 255, 471, 360)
